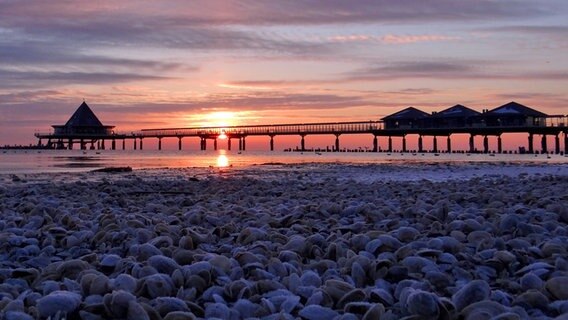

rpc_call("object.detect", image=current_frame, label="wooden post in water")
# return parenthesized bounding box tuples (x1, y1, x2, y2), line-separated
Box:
(242, 136, 246, 151)
(483, 135, 489, 153)
(402, 136, 407, 152)
(555, 134, 560, 154)
(300, 135, 305, 151)
(372, 135, 378, 152)
(541, 135, 547, 154)
(469, 134, 475, 153)
(228, 138, 231, 151)
(270, 135, 274, 151)
(528, 133, 533, 153)
(158, 138, 162, 151)
(432, 136, 437, 153)
(335, 134, 340, 152)
(388, 136, 392, 152)
(497, 135, 502, 153)
(418, 135, 423, 153)
(178, 137, 182, 151)
(446, 136, 451, 153)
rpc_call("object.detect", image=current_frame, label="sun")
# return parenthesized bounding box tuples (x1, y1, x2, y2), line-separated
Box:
(206, 111, 236, 127)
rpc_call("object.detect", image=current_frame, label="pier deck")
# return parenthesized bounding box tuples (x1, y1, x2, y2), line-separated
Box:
(35, 118, 568, 154)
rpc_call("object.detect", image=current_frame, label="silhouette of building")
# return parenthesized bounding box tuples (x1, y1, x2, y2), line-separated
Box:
(429, 104, 482, 128)
(52, 101, 114, 135)
(381, 107, 429, 129)
(481, 101, 548, 127)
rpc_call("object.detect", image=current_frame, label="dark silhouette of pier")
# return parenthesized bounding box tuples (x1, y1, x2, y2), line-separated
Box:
(34, 101, 568, 154)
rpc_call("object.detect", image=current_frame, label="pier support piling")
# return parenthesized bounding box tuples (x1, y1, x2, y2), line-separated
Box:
(469, 135, 475, 153)
(68, 139, 73, 150)
(270, 136, 274, 151)
(388, 136, 392, 152)
(418, 135, 424, 153)
(335, 134, 340, 152)
(139, 139, 143, 151)
(373, 135, 378, 152)
(555, 134, 560, 154)
(158, 138, 162, 151)
(541, 135, 548, 154)
(228, 138, 232, 151)
(446, 136, 451, 153)
(214, 138, 217, 151)
(483, 136, 489, 153)
(497, 135, 502, 153)
(402, 136, 407, 152)
(111, 139, 116, 150)
(238, 138, 242, 151)
(565, 133, 568, 153)
(80, 139, 85, 150)
(433, 136, 438, 153)
(300, 135, 306, 152)
(528, 134, 534, 153)
(242, 137, 246, 151)
(122, 139, 125, 150)
(178, 137, 182, 151)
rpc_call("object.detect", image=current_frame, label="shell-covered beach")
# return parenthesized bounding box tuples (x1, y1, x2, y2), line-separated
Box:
(1, 162, 568, 319)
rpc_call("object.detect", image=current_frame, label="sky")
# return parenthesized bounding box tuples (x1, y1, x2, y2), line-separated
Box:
(1, 0, 567, 150)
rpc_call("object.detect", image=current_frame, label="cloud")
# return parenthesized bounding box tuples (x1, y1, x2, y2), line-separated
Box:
(342, 61, 568, 81)
(328, 34, 459, 44)
(0, 1, 555, 28)
(0, 69, 173, 88)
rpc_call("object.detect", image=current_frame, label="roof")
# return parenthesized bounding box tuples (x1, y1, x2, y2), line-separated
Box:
(63, 102, 105, 127)
(485, 101, 547, 117)
(431, 104, 481, 118)
(381, 107, 430, 120)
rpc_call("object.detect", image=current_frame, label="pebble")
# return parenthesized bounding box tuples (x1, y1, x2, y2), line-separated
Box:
(0, 165, 567, 319)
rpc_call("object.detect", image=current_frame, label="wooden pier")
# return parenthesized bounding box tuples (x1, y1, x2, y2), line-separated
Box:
(34, 101, 568, 154)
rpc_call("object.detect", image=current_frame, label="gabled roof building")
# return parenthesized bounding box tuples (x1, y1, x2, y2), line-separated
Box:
(482, 101, 547, 127)
(52, 102, 114, 135)
(381, 107, 430, 129)
(430, 104, 482, 128)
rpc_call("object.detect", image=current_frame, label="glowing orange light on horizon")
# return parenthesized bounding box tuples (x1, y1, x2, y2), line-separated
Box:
(217, 154, 229, 167)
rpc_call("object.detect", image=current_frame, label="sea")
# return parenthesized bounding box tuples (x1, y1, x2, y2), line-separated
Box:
(1, 149, 567, 174)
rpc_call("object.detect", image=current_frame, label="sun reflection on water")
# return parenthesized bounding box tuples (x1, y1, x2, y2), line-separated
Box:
(216, 154, 229, 167)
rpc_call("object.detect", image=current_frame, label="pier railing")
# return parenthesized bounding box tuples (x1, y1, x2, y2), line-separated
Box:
(140, 121, 384, 137)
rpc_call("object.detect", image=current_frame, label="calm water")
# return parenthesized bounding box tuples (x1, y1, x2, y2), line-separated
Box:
(1, 149, 567, 174)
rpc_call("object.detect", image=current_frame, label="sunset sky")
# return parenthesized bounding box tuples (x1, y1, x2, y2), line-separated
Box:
(1, 1, 567, 150)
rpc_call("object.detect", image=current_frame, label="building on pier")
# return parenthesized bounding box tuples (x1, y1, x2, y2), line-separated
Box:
(52, 101, 115, 135)
(381, 107, 429, 129)
(429, 104, 481, 128)
(480, 101, 547, 127)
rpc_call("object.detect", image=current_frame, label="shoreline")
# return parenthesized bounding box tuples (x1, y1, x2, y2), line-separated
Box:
(1, 163, 568, 319)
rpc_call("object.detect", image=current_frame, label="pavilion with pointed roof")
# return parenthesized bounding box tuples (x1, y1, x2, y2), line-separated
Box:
(482, 101, 548, 127)
(430, 104, 482, 128)
(381, 107, 430, 129)
(52, 101, 114, 135)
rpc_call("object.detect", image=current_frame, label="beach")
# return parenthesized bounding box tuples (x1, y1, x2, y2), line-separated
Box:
(1, 162, 568, 319)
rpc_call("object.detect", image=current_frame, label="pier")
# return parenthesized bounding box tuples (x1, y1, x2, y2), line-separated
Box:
(34, 101, 568, 154)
